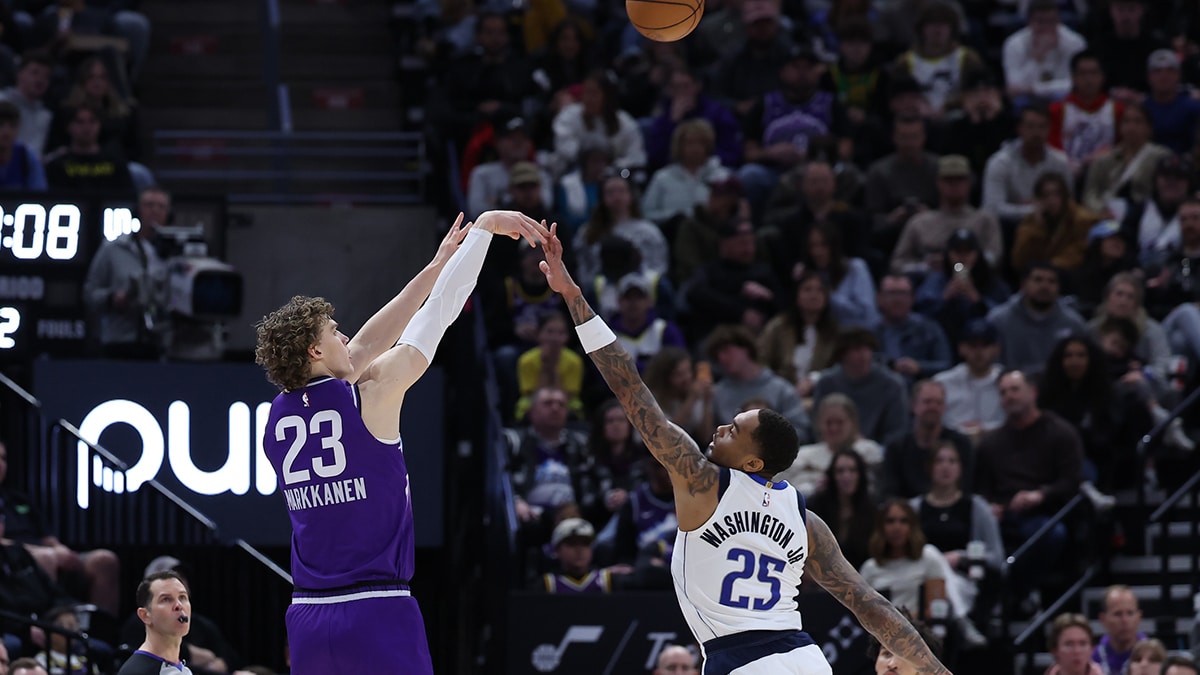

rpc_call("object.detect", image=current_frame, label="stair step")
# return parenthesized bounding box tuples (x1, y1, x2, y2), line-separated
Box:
(141, 1, 260, 24)
(140, 82, 270, 108)
(1146, 521, 1200, 549)
(276, 0, 393, 24)
(142, 54, 264, 80)
(1111, 554, 1196, 575)
(281, 54, 395, 80)
(143, 108, 273, 131)
(290, 108, 402, 131)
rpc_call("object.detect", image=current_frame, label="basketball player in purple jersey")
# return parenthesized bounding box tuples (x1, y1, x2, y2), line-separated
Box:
(255, 211, 547, 674)
(537, 223, 952, 675)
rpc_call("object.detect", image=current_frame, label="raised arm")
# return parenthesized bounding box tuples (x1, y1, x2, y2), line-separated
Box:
(355, 211, 547, 438)
(539, 225, 719, 511)
(805, 510, 952, 675)
(346, 213, 471, 383)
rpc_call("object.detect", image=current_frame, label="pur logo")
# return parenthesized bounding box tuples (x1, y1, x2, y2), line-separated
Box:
(75, 399, 276, 509)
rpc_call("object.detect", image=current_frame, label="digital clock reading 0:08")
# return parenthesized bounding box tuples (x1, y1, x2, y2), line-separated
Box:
(0, 203, 82, 261)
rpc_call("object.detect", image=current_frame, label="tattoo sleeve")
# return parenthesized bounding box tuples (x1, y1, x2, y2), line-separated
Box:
(564, 292, 718, 496)
(805, 510, 952, 675)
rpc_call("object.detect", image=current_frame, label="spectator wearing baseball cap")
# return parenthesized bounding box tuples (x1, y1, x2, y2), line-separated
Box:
(891, 155, 1003, 278)
(1144, 48, 1200, 154)
(466, 116, 552, 219)
(914, 227, 1012, 349)
(736, 42, 848, 220)
(1073, 219, 1140, 316)
(610, 272, 687, 372)
(538, 517, 629, 594)
(932, 318, 1006, 438)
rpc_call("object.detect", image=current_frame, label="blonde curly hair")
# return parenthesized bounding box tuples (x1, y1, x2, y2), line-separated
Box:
(255, 296, 335, 392)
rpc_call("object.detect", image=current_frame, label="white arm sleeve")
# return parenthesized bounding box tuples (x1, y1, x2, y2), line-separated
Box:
(396, 227, 493, 362)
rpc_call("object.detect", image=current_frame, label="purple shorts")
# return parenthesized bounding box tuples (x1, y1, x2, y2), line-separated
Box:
(286, 586, 434, 674)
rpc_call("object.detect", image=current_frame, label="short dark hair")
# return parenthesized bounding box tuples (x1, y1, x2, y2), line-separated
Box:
(1096, 316, 1139, 349)
(43, 605, 76, 624)
(1047, 613, 1093, 651)
(831, 327, 880, 363)
(0, 100, 20, 127)
(866, 607, 942, 661)
(67, 103, 102, 124)
(1029, 0, 1059, 15)
(136, 570, 190, 609)
(1020, 103, 1051, 123)
(706, 324, 758, 363)
(752, 409, 799, 475)
(1070, 49, 1102, 73)
(1021, 260, 1059, 282)
(1163, 655, 1199, 675)
(18, 49, 53, 71)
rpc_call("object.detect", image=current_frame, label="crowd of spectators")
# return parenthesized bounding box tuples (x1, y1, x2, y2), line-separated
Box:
(0, 0, 152, 197)
(402, 0, 1200, 665)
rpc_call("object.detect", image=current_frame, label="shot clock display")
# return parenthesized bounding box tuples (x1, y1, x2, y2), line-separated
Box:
(0, 202, 84, 262)
(0, 194, 132, 361)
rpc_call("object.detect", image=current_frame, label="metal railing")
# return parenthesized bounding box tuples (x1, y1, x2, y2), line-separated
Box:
(0, 371, 294, 668)
(1001, 492, 1093, 672)
(1137, 382, 1200, 509)
(1147, 468, 1200, 639)
(1011, 563, 1100, 675)
(152, 129, 427, 203)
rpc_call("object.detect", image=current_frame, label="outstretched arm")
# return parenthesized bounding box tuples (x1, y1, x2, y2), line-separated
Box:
(805, 511, 952, 675)
(346, 213, 470, 383)
(539, 225, 718, 504)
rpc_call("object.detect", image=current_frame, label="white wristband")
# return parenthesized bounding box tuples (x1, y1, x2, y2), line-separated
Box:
(575, 315, 617, 353)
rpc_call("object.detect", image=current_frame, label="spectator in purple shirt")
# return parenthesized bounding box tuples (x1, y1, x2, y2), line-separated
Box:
(1091, 586, 1147, 675)
(644, 67, 743, 171)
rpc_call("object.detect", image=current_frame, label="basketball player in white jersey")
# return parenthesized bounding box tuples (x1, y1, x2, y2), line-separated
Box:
(538, 224, 952, 675)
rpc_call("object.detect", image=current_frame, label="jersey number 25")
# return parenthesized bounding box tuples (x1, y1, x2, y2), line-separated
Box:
(719, 548, 785, 611)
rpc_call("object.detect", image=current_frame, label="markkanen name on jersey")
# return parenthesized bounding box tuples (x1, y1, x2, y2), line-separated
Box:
(284, 476, 367, 511)
(698, 510, 806, 564)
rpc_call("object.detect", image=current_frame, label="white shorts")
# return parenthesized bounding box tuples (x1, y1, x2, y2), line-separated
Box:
(726, 644, 832, 674)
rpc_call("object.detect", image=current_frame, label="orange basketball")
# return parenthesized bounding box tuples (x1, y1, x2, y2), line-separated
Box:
(626, 0, 703, 42)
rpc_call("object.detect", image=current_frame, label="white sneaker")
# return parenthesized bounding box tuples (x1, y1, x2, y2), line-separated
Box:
(1165, 419, 1196, 452)
(1081, 481, 1116, 512)
(956, 617, 989, 650)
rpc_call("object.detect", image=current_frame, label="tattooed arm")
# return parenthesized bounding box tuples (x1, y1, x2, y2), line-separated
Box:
(538, 225, 719, 519)
(805, 510, 952, 675)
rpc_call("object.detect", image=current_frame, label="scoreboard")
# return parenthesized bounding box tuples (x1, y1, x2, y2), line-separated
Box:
(0, 193, 227, 362)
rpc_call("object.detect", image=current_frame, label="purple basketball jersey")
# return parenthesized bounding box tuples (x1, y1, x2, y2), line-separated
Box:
(263, 377, 415, 589)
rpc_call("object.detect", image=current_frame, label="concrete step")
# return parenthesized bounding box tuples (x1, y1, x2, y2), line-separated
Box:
(276, 0, 393, 25)
(280, 31, 395, 54)
(142, 108, 273, 131)
(139, 82, 271, 108)
(141, 0, 260, 24)
(1145, 521, 1200, 553)
(286, 81, 401, 111)
(290, 108, 402, 131)
(281, 53, 395, 80)
(142, 54, 264, 80)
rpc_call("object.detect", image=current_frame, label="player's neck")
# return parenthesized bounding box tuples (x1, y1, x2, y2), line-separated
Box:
(140, 634, 183, 665)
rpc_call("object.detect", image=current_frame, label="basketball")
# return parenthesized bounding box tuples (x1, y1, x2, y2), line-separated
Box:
(626, 0, 703, 42)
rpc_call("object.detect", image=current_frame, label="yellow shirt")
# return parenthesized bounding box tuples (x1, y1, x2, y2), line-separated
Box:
(515, 346, 584, 419)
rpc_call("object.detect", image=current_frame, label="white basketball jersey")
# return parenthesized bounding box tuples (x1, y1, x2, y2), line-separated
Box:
(671, 468, 810, 645)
